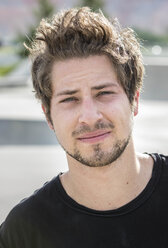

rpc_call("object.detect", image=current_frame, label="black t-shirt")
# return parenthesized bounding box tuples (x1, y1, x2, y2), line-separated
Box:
(0, 153, 168, 248)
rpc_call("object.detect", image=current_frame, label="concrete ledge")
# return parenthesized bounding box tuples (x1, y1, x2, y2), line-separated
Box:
(0, 119, 58, 145)
(0, 75, 29, 87)
(144, 56, 168, 66)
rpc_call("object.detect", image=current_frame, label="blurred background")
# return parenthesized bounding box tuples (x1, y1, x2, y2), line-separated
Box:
(0, 0, 168, 223)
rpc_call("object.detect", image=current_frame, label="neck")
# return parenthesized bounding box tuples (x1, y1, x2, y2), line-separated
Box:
(60, 138, 153, 210)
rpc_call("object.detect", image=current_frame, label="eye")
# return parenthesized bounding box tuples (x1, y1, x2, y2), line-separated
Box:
(96, 91, 114, 97)
(59, 97, 78, 103)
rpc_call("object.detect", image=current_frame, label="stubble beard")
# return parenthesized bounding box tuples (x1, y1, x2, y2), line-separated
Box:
(54, 120, 133, 168)
(62, 133, 132, 168)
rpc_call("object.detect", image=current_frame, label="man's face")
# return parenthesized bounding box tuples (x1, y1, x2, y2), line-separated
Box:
(47, 55, 138, 167)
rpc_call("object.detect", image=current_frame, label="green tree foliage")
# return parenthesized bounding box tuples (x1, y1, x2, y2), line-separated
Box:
(15, 0, 55, 58)
(134, 28, 168, 47)
(78, 0, 105, 13)
(33, 0, 54, 20)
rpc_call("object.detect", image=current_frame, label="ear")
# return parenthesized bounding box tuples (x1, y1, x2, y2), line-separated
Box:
(41, 105, 54, 130)
(133, 91, 139, 116)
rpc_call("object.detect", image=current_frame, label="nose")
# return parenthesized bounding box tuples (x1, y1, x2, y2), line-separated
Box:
(78, 97, 103, 126)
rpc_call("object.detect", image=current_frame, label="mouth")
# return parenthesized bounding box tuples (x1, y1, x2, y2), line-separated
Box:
(77, 131, 111, 144)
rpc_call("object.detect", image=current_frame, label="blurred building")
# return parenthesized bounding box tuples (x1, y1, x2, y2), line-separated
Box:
(0, 0, 168, 44)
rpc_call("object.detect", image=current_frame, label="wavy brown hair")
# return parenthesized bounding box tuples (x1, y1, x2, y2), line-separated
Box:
(27, 7, 144, 123)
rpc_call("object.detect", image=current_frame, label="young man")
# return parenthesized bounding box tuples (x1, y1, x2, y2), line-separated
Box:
(0, 7, 168, 248)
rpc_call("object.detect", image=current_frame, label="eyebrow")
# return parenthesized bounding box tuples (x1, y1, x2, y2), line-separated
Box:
(56, 89, 79, 96)
(91, 82, 118, 90)
(56, 82, 118, 97)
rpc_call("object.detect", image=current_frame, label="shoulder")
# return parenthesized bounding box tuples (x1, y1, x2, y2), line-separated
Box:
(0, 175, 60, 246)
(160, 154, 168, 164)
(137, 152, 168, 165)
(143, 153, 168, 180)
(3, 175, 60, 220)
(137, 152, 154, 170)
(137, 153, 168, 180)
(150, 153, 168, 167)
(157, 154, 168, 174)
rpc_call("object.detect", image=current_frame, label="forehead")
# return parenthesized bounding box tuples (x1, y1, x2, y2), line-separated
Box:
(51, 55, 119, 92)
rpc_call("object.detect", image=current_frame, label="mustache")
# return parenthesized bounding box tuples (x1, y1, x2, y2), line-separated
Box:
(72, 122, 114, 137)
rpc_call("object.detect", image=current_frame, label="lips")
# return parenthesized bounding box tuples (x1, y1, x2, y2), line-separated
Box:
(77, 131, 111, 143)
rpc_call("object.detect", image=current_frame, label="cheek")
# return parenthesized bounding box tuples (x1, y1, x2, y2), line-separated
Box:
(51, 110, 76, 137)
(106, 101, 132, 127)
